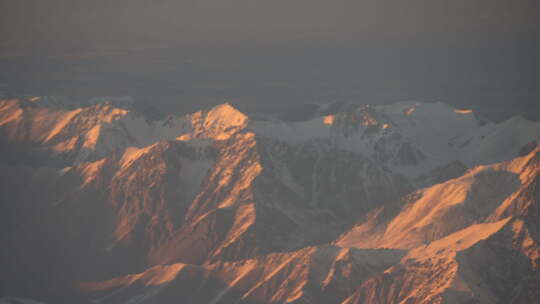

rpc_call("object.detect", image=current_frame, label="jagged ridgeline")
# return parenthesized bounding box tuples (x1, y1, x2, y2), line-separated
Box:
(0, 96, 539, 304)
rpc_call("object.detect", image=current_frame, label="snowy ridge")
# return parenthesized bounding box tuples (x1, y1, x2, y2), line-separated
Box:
(1, 97, 537, 174)
(336, 143, 540, 250)
(251, 101, 539, 178)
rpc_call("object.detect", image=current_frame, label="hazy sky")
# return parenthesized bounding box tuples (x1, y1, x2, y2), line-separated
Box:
(2, 0, 539, 48)
(1, 0, 539, 119)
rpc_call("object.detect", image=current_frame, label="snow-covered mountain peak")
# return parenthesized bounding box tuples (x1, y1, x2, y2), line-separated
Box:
(179, 102, 248, 141)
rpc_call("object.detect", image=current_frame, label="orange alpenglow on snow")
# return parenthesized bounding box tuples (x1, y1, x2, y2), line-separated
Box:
(78, 263, 187, 292)
(454, 109, 473, 114)
(323, 115, 335, 125)
(178, 103, 248, 141)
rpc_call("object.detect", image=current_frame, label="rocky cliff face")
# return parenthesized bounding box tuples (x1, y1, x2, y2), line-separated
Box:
(1, 97, 539, 303)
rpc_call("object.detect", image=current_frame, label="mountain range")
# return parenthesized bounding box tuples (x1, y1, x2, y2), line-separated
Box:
(0, 96, 539, 304)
